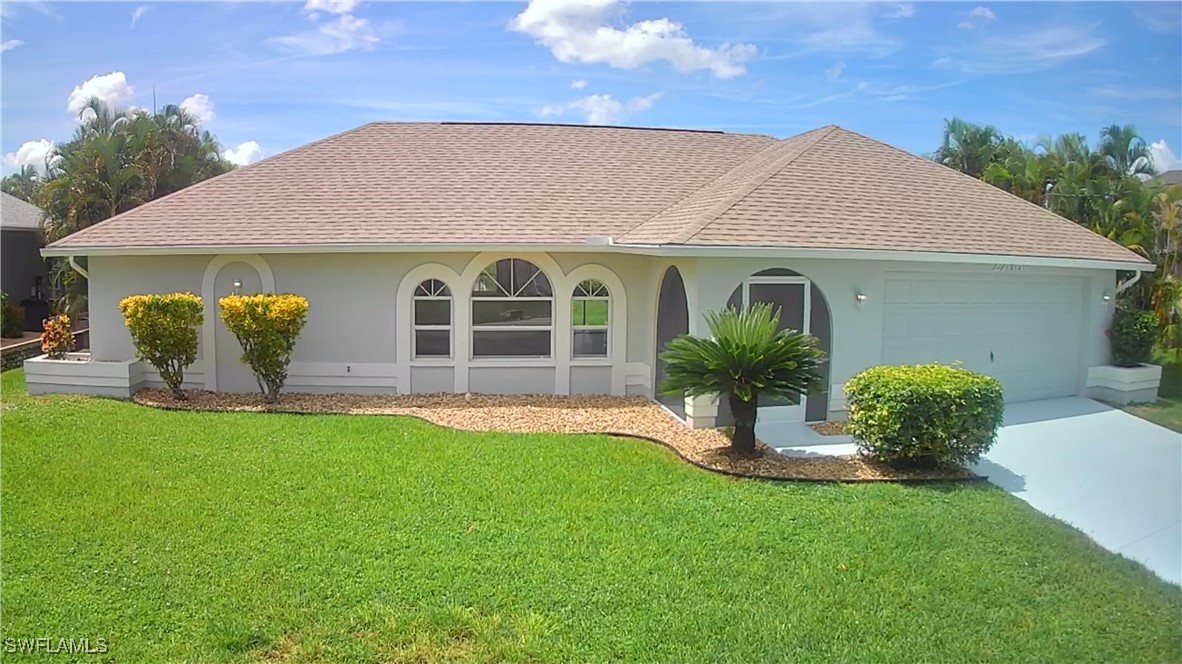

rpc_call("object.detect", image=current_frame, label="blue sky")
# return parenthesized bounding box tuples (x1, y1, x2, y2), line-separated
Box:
(2, 1, 1180, 173)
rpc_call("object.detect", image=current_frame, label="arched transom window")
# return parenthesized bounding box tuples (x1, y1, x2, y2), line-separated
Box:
(413, 278, 451, 358)
(471, 258, 553, 358)
(572, 279, 610, 358)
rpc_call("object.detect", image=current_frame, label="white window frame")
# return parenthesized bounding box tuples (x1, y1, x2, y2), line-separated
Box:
(413, 279, 452, 360)
(470, 259, 554, 359)
(571, 279, 610, 359)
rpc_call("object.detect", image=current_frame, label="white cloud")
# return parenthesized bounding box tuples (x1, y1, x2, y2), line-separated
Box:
(66, 71, 135, 118)
(3, 139, 55, 174)
(272, 13, 379, 55)
(570, 79, 588, 90)
(511, 0, 755, 79)
(886, 4, 915, 19)
(539, 92, 661, 125)
(303, 0, 358, 21)
(1, 39, 23, 52)
(935, 25, 1106, 75)
(179, 93, 215, 124)
(130, 5, 150, 28)
(958, 6, 996, 30)
(824, 60, 846, 80)
(222, 141, 262, 166)
(1150, 140, 1181, 173)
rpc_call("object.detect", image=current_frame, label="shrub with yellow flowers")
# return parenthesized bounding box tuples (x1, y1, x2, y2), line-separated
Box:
(218, 293, 309, 403)
(119, 292, 204, 399)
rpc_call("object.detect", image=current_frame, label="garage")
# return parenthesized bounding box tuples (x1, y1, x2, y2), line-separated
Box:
(881, 272, 1087, 403)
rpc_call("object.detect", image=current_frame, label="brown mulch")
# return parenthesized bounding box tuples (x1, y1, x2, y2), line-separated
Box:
(133, 389, 979, 483)
(808, 420, 848, 436)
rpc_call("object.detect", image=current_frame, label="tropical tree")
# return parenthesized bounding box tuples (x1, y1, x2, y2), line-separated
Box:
(932, 117, 1004, 179)
(1100, 124, 1156, 177)
(28, 97, 234, 313)
(1, 165, 43, 203)
(659, 304, 825, 456)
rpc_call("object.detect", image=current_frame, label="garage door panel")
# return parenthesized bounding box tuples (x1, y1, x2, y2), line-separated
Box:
(881, 275, 1085, 403)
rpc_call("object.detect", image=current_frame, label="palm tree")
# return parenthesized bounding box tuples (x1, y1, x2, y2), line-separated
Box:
(1, 165, 44, 203)
(1100, 124, 1156, 177)
(932, 117, 1003, 178)
(659, 304, 825, 455)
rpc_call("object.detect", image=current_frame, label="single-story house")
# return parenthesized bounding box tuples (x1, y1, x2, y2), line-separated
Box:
(36, 122, 1152, 425)
(2, 192, 49, 303)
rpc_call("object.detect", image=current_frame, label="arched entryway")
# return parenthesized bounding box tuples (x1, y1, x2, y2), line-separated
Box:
(654, 266, 689, 417)
(723, 268, 833, 423)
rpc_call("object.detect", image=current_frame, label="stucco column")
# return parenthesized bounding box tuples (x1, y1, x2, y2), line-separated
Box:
(684, 394, 719, 429)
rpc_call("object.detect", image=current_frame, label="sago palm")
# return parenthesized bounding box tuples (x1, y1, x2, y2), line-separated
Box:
(659, 303, 825, 456)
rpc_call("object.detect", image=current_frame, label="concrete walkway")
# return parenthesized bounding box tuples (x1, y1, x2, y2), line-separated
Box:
(974, 397, 1181, 585)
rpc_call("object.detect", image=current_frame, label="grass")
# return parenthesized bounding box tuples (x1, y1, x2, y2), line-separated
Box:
(2, 369, 1179, 663)
(1123, 348, 1182, 432)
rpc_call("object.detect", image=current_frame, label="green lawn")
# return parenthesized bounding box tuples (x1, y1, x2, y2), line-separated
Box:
(2, 369, 1179, 663)
(1124, 349, 1182, 432)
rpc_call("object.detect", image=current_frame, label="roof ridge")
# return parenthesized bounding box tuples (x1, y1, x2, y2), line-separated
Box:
(47, 122, 380, 249)
(618, 135, 783, 237)
(825, 125, 1144, 263)
(671, 125, 837, 245)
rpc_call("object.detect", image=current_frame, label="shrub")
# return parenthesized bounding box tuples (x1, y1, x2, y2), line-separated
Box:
(845, 364, 1004, 469)
(119, 293, 205, 399)
(218, 293, 309, 403)
(40, 314, 75, 359)
(0, 291, 24, 338)
(659, 303, 825, 455)
(1110, 301, 1159, 368)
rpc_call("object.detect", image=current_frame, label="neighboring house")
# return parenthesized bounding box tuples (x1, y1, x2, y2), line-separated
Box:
(1, 192, 49, 322)
(37, 123, 1151, 425)
(1153, 170, 1182, 188)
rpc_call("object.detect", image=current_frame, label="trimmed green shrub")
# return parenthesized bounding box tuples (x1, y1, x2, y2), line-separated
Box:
(659, 303, 825, 455)
(40, 314, 74, 359)
(1110, 301, 1159, 368)
(1, 291, 24, 338)
(218, 293, 309, 403)
(119, 293, 205, 399)
(845, 364, 1004, 469)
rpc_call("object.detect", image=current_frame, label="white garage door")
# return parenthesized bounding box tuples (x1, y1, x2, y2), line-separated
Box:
(882, 273, 1086, 403)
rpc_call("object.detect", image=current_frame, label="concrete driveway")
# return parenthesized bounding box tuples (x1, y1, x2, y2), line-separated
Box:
(974, 397, 1181, 585)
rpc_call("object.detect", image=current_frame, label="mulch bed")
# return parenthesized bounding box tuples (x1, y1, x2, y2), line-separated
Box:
(133, 389, 981, 483)
(807, 420, 848, 436)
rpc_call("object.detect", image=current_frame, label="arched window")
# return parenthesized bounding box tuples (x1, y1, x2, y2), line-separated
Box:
(572, 279, 610, 357)
(413, 278, 451, 358)
(471, 258, 552, 358)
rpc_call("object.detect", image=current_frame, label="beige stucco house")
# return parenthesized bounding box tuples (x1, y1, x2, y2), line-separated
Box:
(34, 122, 1152, 425)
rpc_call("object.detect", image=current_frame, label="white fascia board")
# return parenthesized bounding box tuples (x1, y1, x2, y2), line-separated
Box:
(40, 241, 1153, 272)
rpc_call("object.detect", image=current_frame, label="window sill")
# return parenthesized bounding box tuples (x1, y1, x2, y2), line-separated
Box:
(570, 358, 612, 367)
(410, 359, 455, 367)
(469, 358, 555, 368)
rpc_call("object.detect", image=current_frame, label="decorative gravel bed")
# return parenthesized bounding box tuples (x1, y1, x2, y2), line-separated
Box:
(133, 389, 979, 482)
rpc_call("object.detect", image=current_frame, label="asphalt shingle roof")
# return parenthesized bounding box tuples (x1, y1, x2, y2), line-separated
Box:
(1, 192, 43, 231)
(47, 122, 1147, 265)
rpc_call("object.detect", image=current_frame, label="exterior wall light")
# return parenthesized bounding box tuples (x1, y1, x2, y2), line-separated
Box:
(233, 279, 243, 290)
(855, 292, 868, 307)
(1102, 291, 1112, 303)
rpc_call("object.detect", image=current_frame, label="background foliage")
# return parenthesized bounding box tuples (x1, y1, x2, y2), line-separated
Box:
(2, 99, 234, 316)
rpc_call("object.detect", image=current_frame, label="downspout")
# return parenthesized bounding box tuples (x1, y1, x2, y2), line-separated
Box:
(67, 255, 89, 279)
(1115, 270, 1141, 295)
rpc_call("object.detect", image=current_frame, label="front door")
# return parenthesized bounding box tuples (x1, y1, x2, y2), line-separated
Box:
(743, 277, 809, 423)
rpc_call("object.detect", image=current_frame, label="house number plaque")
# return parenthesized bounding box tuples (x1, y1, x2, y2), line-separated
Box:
(992, 264, 1022, 272)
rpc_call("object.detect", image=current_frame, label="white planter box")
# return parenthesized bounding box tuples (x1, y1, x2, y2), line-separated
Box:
(25, 354, 139, 398)
(1086, 363, 1162, 405)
